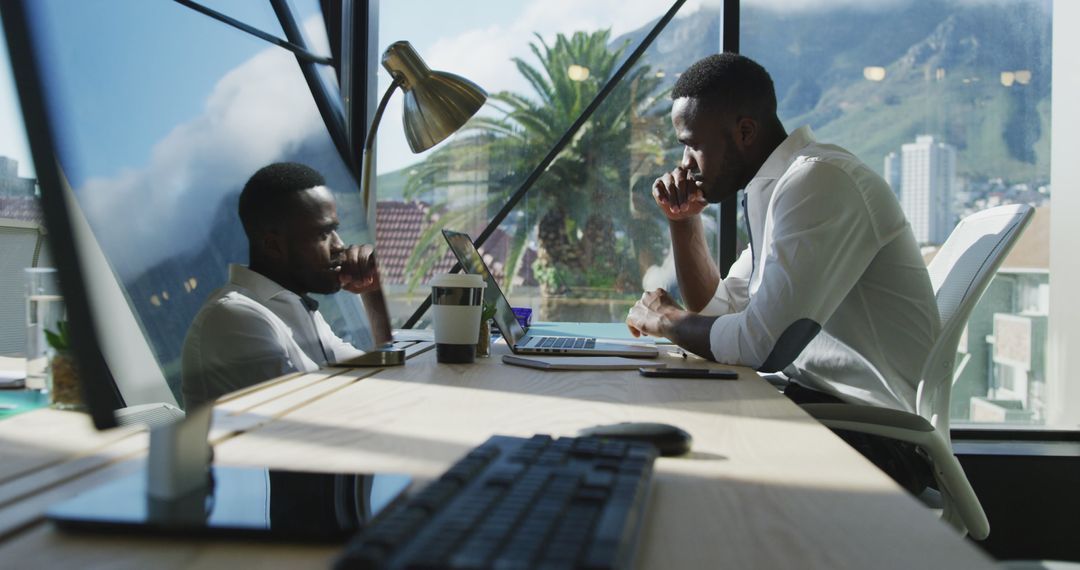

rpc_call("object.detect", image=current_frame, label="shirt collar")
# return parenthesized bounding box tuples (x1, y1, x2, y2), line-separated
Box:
(228, 264, 302, 306)
(299, 295, 320, 311)
(751, 125, 816, 182)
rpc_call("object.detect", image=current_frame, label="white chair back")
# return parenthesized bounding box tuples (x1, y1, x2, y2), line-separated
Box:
(917, 204, 1034, 434)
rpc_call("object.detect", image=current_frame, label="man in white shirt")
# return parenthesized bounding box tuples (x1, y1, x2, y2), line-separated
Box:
(181, 162, 384, 410)
(625, 54, 940, 492)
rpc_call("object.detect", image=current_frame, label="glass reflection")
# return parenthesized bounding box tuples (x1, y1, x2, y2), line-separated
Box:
(27, 0, 374, 406)
(49, 466, 412, 540)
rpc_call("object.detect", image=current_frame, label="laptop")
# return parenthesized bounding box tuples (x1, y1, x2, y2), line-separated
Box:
(441, 230, 658, 358)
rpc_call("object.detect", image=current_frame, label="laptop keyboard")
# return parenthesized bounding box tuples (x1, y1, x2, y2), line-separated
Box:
(334, 434, 657, 570)
(535, 336, 596, 350)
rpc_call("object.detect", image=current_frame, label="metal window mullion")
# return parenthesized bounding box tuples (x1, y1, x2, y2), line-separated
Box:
(719, 0, 740, 277)
(173, 0, 332, 65)
(270, 0, 353, 175)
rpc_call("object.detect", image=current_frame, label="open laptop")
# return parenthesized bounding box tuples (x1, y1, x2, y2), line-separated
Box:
(442, 230, 658, 358)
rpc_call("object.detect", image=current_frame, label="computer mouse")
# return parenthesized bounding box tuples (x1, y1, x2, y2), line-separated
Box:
(578, 422, 692, 457)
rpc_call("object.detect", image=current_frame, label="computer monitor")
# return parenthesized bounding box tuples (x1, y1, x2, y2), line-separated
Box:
(2, 0, 406, 537)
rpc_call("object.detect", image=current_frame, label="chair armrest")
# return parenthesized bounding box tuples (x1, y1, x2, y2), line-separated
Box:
(801, 403, 989, 539)
(803, 401, 937, 444)
(800, 403, 933, 433)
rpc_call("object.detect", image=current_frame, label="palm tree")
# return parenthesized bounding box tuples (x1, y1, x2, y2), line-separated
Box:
(401, 29, 672, 296)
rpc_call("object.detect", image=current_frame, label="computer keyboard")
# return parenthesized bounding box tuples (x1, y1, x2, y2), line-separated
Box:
(535, 336, 596, 350)
(335, 434, 658, 570)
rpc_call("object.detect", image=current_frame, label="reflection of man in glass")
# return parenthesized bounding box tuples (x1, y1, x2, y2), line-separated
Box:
(626, 54, 940, 493)
(181, 162, 382, 409)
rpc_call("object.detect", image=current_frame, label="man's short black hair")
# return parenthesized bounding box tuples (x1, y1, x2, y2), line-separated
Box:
(672, 53, 777, 120)
(238, 162, 326, 237)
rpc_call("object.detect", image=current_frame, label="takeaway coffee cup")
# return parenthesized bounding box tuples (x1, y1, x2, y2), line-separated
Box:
(430, 274, 486, 364)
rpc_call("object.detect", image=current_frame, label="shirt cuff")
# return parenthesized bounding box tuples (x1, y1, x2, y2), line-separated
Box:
(708, 313, 743, 365)
(699, 295, 728, 317)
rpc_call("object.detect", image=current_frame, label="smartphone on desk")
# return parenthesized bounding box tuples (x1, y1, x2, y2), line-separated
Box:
(639, 367, 739, 379)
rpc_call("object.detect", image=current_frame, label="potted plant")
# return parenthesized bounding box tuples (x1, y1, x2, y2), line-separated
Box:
(476, 302, 497, 358)
(44, 321, 83, 410)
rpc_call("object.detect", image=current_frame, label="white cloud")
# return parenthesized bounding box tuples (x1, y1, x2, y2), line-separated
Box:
(425, 0, 705, 96)
(375, 0, 1002, 173)
(744, 0, 998, 12)
(79, 18, 330, 275)
(744, 0, 905, 10)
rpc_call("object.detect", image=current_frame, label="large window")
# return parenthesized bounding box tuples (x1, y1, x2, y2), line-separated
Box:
(377, 0, 1066, 429)
(375, 1, 730, 327)
(741, 0, 1054, 427)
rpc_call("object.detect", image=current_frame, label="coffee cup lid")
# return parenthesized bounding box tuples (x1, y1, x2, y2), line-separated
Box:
(429, 273, 485, 288)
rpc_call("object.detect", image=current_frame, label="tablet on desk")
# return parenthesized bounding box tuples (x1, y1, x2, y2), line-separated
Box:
(502, 354, 666, 371)
(639, 367, 738, 379)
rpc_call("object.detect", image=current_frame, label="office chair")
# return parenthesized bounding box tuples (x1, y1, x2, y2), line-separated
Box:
(802, 204, 1035, 540)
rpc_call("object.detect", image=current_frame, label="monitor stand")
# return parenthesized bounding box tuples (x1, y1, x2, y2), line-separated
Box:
(47, 404, 411, 541)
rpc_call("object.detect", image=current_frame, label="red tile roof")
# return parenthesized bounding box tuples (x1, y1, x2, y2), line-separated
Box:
(375, 200, 536, 287)
(0, 196, 43, 224)
(375, 200, 454, 285)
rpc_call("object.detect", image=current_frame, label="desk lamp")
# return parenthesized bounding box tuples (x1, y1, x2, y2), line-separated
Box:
(360, 40, 487, 212)
(345, 41, 486, 365)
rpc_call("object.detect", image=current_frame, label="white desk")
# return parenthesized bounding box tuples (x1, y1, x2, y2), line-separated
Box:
(0, 342, 994, 569)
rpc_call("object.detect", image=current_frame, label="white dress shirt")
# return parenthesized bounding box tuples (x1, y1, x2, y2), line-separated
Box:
(701, 126, 941, 411)
(181, 264, 365, 409)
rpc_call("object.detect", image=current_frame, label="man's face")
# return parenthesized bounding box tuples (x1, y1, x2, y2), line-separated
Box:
(276, 186, 347, 295)
(671, 97, 754, 203)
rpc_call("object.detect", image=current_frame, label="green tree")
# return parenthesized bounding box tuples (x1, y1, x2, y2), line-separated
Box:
(402, 29, 672, 297)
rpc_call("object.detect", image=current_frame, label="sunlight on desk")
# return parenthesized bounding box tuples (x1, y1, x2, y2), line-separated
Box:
(0, 344, 995, 569)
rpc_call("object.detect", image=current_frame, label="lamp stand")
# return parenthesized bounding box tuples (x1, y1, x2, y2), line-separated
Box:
(350, 77, 405, 361)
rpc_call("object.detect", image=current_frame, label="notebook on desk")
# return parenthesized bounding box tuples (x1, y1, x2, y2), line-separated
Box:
(442, 229, 658, 358)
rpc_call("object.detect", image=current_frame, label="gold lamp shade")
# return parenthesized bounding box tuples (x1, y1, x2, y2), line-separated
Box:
(382, 41, 487, 153)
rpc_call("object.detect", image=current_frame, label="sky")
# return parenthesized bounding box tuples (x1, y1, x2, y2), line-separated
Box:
(0, 0, 323, 180)
(0, 21, 32, 177)
(0, 0, 724, 273)
(0, 0, 1007, 181)
(374, 0, 717, 173)
(371, 0, 959, 173)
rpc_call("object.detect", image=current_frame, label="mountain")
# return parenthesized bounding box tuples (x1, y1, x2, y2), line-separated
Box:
(617, 0, 1052, 184)
(375, 166, 410, 201)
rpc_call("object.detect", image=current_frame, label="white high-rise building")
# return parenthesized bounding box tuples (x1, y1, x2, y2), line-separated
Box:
(900, 135, 956, 245)
(883, 151, 901, 200)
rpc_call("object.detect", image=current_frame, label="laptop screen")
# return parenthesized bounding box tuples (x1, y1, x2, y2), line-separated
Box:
(441, 230, 528, 346)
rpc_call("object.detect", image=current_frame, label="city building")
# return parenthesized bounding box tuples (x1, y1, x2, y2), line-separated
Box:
(898, 135, 957, 245)
(883, 151, 901, 200)
(948, 207, 1050, 424)
(0, 156, 35, 197)
(0, 156, 36, 198)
